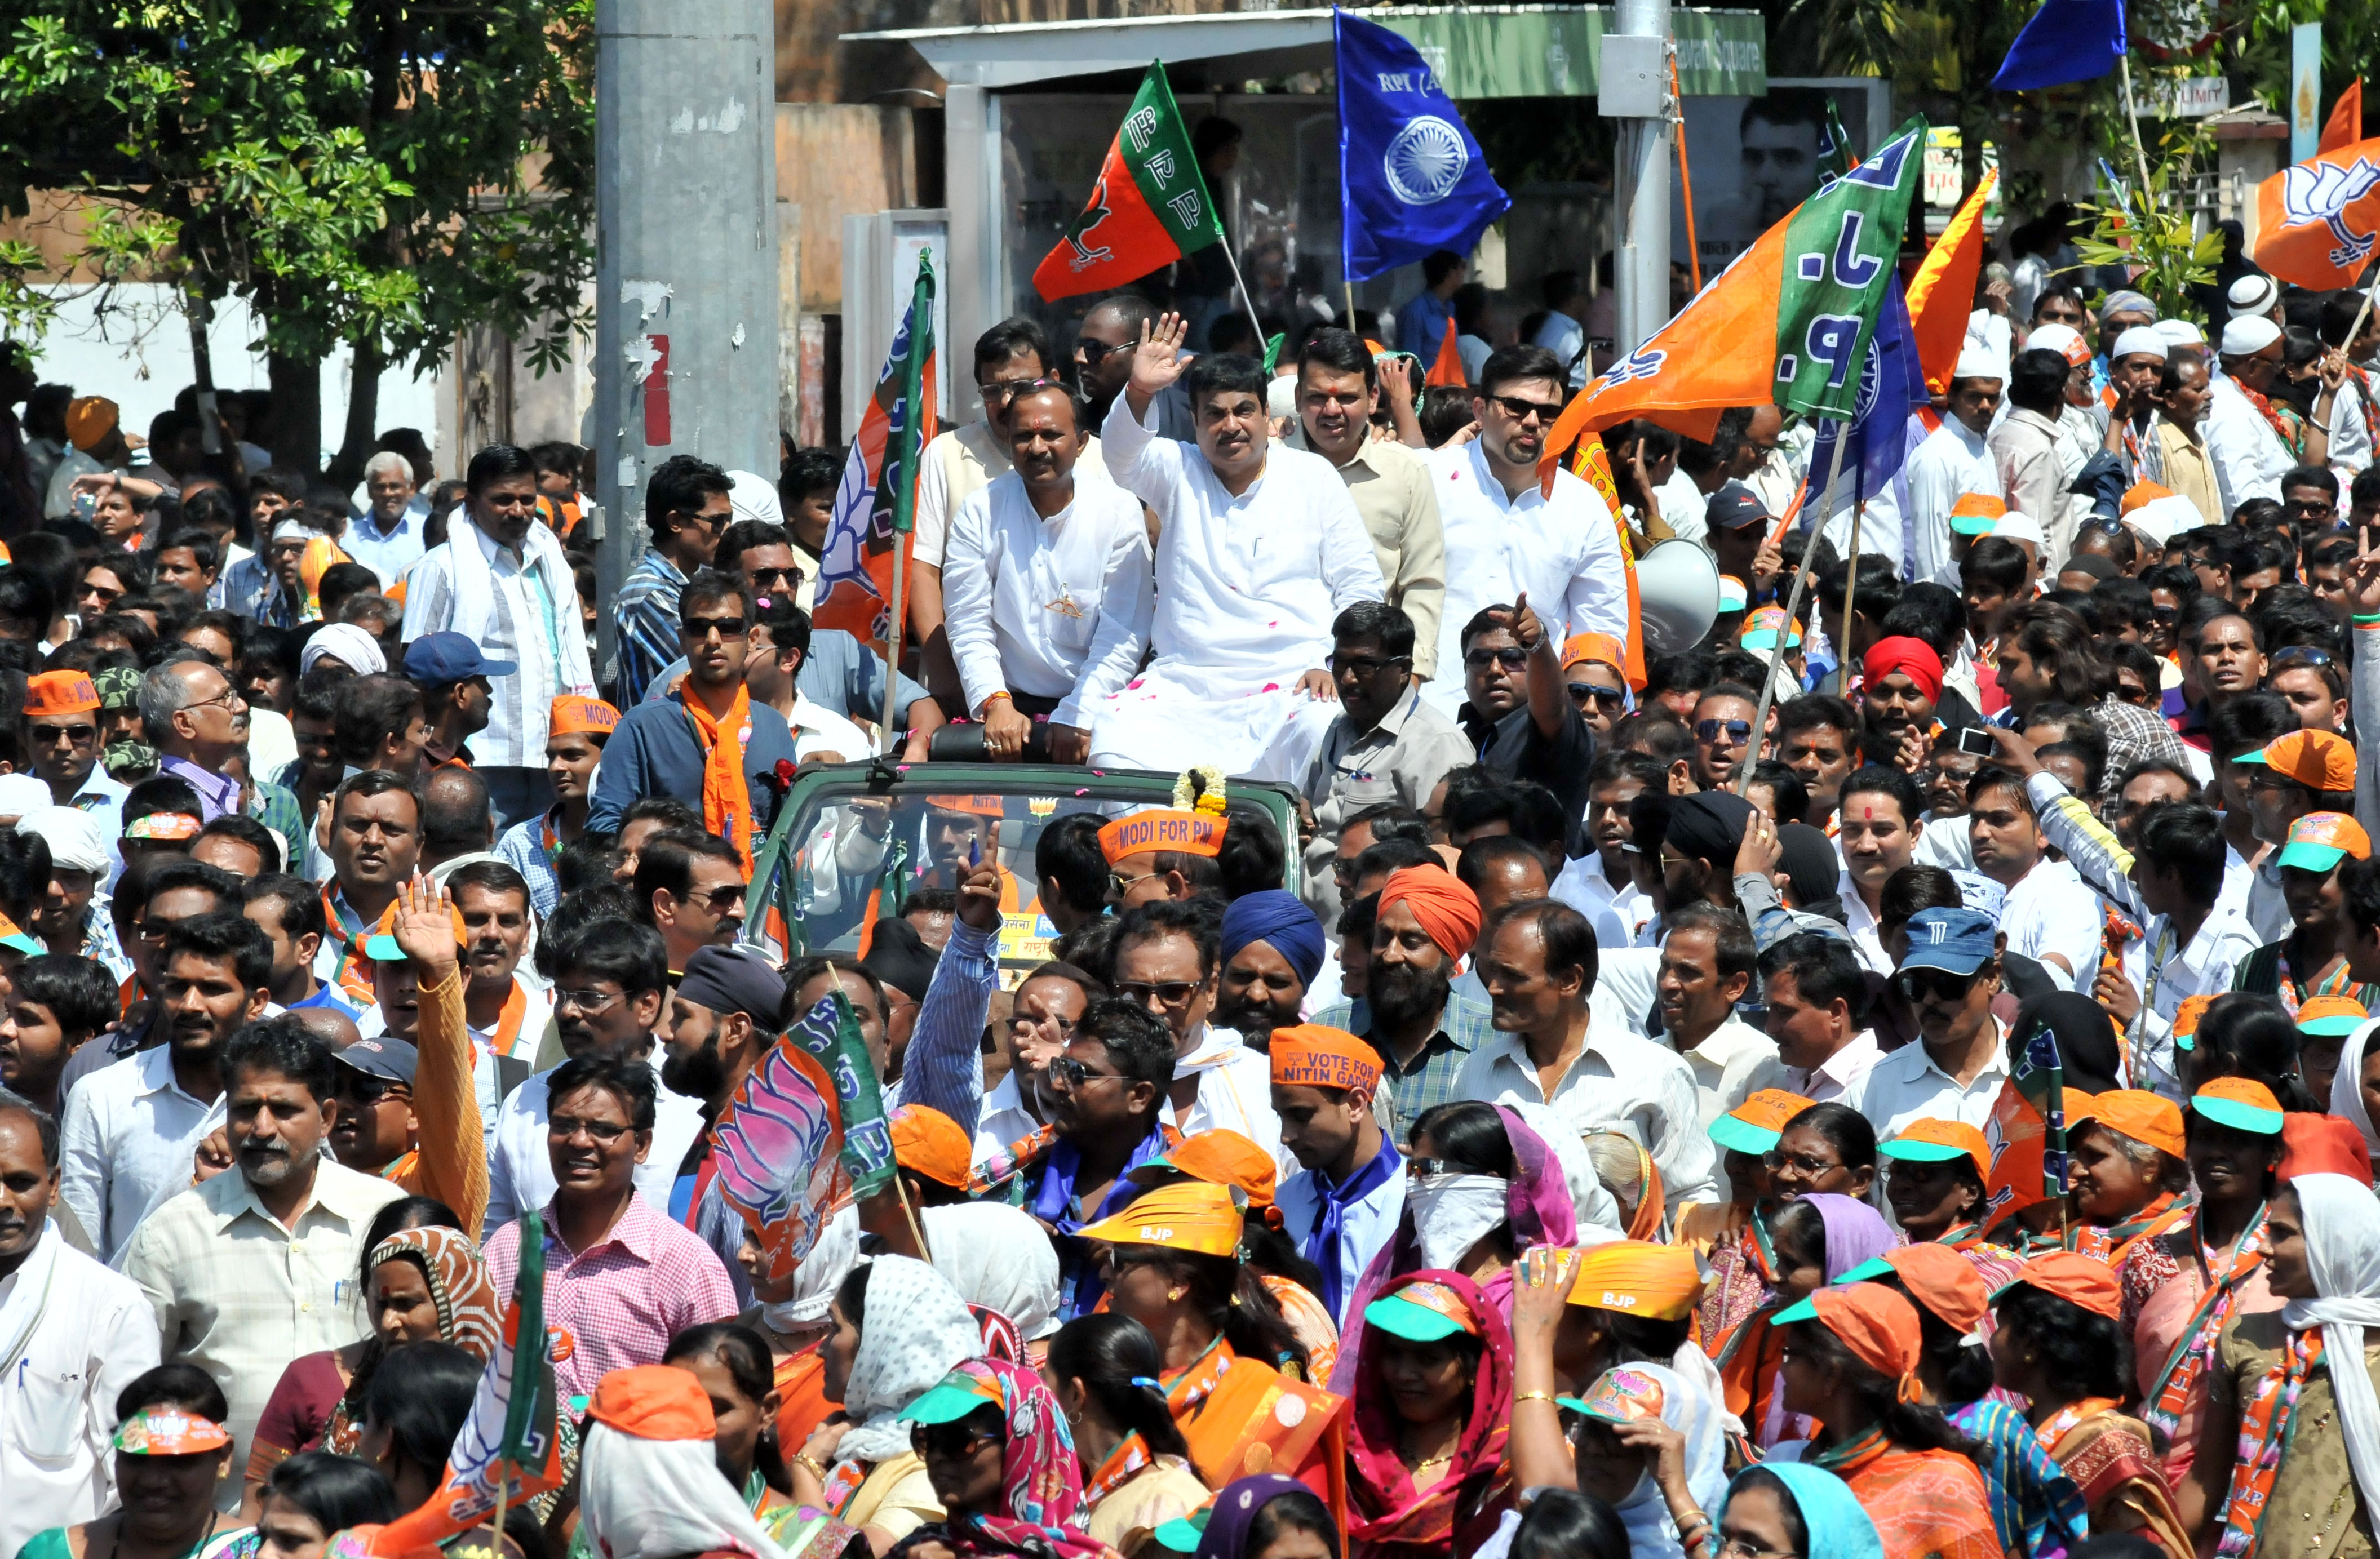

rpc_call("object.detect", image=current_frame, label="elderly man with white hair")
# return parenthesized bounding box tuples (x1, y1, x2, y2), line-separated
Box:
(14, 804, 131, 978)
(2206, 315, 2298, 517)
(343, 449, 429, 589)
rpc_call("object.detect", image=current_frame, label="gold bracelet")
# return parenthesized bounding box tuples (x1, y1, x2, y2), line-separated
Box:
(1514, 1389, 1559, 1405)
(792, 1453, 828, 1480)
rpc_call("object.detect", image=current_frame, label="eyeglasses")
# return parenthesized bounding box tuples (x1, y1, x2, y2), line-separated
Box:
(555, 987, 626, 1014)
(30, 723, 95, 745)
(1761, 1149, 1842, 1176)
(1489, 393, 1564, 424)
(1697, 718, 1753, 744)
(1895, 966, 1983, 1002)
(549, 1113, 632, 1144)
(911, 1420, 1004, 1459)
(747, 566, 803, 590)
(1405, 1157, 1465, 1178)
(1464, 647, 1528, 670)
(181, 687, 241, 716)
(1117, 979, 1202, 1007)
(1049, 1055, 1128, 1090)
(1717, 1539, 1803, 1559)
(1327, 652, 1411, 676)
(1568, 682, 1626, 707)
(682, 615, 750, 640)
(1107, 868, 1157, 896)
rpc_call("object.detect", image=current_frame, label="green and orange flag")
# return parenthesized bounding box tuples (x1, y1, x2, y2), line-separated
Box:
(1539, 116, 1929, 470)
(1033, 63, 1226, 301)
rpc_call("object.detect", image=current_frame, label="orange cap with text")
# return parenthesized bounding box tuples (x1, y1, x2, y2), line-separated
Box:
(1076, 1180, 1246, 1258)
(1563, 632, 1629, 673)
(1098, 809, 1226, 863)
(549, 695, 621, 737)
(1269, 1024, 1384, 1094)
(1566, 1240, 1704, 1321)
(25, 670, 100, 718)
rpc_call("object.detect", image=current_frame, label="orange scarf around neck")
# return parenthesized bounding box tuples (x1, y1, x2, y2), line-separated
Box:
(684, 682, 755, 874)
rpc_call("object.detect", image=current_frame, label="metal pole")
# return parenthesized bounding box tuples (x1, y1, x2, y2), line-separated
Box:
(1834, 500, 1864, 695)
(594, 0, 781, 692)
(1740, 425, 1852, 793)
(1611, 0, 1673, 353)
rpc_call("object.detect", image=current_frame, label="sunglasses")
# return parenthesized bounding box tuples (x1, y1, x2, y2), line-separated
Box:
(1569, 682, 1626, 707)
(1761, 1149, 1842, 1176)
(1697, 718, 1753, 743)
(1116, 979, 1202, 1007)
(1465, 647, 1529, 670)
(1327, 652, 1411, 676)
(1075, 338, 1128, 367)
(1049, 1055, 1128, 1090)
(982, 375, 1060, 406)
(30, 723, 96, 744)
(1895, 966, 1984, 1002)
(2270, 645, 2336, 670)
(1489, 393, 1564, 424)
(911, 1419, 1004, 1458)
(682, 615, 749, 639)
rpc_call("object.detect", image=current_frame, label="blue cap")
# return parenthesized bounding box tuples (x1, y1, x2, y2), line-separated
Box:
(402, 631, 517, 683)
(1899, 907, 1999, 977)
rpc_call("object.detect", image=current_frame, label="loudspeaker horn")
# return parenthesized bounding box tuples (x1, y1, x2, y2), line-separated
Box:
(1634, 538, 1721, 656)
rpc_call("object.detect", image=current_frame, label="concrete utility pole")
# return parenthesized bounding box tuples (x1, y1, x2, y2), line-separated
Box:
(593, 0, 780, 685)
(1602, 0, 1674, 355)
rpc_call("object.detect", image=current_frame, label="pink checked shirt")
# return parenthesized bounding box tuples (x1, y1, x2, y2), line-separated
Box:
(484, 1195, 738, 1398)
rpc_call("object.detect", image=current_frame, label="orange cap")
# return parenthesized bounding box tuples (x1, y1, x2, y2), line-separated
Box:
(889, 1104, 974, 1189)
(1879, 1118, 1990, 1185)
(1774, 1284, 1925, 1401)
(1098, 809, 1226, 863)
(123, 812, 201, 842)
(1563, 632, 1628, 673)
(927, 794, 1006, 819)
(588, 1364, 717, 1440)
(2250, 730, 2357, 795)
(2173, 993, 2218, 1041)
(1709, 1088, 1818, 1155)
(1566, 1240, 1704, 1321)
(64, 396, 118, 452)
(2192, 1076, 2287, 1135)
(2297, 995, 2372, 1037)
(2120, 480, 2174, 515)
(25, 670, 99, 718)
(1269, 1024, 1384, 1094)
(2281, 1112, 2376, 1187)
(1843, 1244, 1992, 1335)
(1138, 1129, 1278, 1212)
(549, 695, 621, 737)
(1378, 864, 1483, 961)
(2004, 1250, 2122, 1321)
(1077, 1179, 1245, 1258)
(2073, 1089, 2186, 1160)
(2279, 812, 2372, 873)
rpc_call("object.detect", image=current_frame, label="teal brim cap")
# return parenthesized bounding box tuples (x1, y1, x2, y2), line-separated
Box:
(1880, 1136, 1971, 1162)
(0, 926, 38, 955)
(1739, 630, 1801, 651)
(1770, 1294, 1822, 1325)
(1709, 1114, 1784, 1156)
(896, 1378, 999, 1425)
(2232, 749, 2275, 766)
(2277, 841, 2351, 873)
(1153, 1512, 1210, 1553)
(1363, 1293, 1468, 1343)
(2301, 1011, 2368, 1037)
(1834, 1256, 1898, 1285)
(2191, 1095, 2286, 1135)
(361, 934, 403, 962)
(1554, 1394, 1620, 1422)
(1950, 514, 1998, 536)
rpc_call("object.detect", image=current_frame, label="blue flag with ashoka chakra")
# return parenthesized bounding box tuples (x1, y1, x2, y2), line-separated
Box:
(1336, 9, 1511, 283)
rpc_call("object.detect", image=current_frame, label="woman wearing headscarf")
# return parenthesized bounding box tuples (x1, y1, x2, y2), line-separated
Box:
(2327, 1013, 2380, 1182)
(574, 1365, 813, 1559)
(1713, 1192, 1895, 1451)
(1767, 1283, 1998, 1559)
(664, 1323, 809, 1538)
(1344, 1272, 1515, 1559)
(1045, 1316, 1211, 1552)
(1713, 1463, 1883, 1559)
(889, 1357, 1107, 1559)
(1687, 1090, 1815, 1339)
(1213, 891, 1324, 1042)
(1170, 1476, 1340, 1559)
(1563, 1359, 1730, 1559)
(1989, 1252, 2191, 1554)
(790, 1255, 985, 1551)
(1838, 1243, 2086, 1559)
(2182, 1172, 2380, 1558)
(741, 1210, 864, 1459)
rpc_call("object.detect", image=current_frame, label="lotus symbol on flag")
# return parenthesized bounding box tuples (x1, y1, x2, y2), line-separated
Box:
(2283, 157, 2380, 268)
(1384, 118, 1469, 204)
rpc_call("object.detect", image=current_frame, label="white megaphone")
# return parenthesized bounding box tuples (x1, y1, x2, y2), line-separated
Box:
(1634, 539, 1721, 656)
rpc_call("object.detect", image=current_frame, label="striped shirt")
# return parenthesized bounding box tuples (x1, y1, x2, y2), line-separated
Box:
(613, 549, 687, 709)
(483, 1195, 738, 1399)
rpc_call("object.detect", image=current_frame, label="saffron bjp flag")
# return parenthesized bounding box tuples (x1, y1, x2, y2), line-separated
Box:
(1986, 1009, 2069, 1221)
(2325, 82, 2365, 154)
(1427, 319, 1466, 387)
(1906, 168, 1997, 396)
(1032, 64, 1226, 301)
(358, 1211, 566, 1555)
(814, 252, 937, 652)
(1568, 434, 1645, 689)
(2255, 136, 2380, 289)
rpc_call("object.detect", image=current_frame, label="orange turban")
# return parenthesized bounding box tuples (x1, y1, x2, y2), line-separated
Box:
(1377, 864, 1482, 960)
(1861, 637, 1943, 704)
(1269, 1024, 1385, 1094)
(1567, 1240, 1704, 1321)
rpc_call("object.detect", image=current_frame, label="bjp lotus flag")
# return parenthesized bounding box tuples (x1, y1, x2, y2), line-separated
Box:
(1033, 64, 1226, 301)
(2255, 136, 2380, 290)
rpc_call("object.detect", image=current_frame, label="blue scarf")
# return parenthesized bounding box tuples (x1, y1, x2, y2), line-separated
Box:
(1032, 1118, 1177, 1318)
(1304, 1139, 1401, 1319)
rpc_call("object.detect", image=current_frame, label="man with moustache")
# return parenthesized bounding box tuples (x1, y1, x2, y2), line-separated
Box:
(315, 772, 421, 1010)
(1848, 907, 2013, 1138)
(657, 943, 795, 1303)
(1353, 864, 1494, 1146)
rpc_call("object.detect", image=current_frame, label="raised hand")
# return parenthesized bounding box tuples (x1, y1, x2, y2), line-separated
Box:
(1129, 311, 1191, 402)
(391, 875, 460, 973)
(1488, 590, 1547, 655)
(956, 858, 1003, 932)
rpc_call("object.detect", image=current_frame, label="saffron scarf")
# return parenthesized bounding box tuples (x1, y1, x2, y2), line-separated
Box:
(1084, 1432, 1153, 1505)
(683, 682, 756, 874)
(1812, 1430, 2001, 1559)
(2217, 1326, 2323, 1559)
(2073, 1189, 2190, 1267)
(2144, 1204, 2268, 1442)
(1345, 1269, 1514, 1555)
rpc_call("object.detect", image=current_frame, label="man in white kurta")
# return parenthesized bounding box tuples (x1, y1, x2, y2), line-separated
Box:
(1091, 316, 1386, 780)
(943, 384, 1153, 765)
(2202, 316, 2294, 519)
(1905, 357, 2006, 587)
(1421, 344, 1629, 722)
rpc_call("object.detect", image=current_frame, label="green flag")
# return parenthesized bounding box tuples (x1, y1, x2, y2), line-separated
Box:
(1032, 63, 1227, 300)
(498, 1207, 560, 1468)
(796, 988, 898, 1197)
(1816, 99, 1858, 183)
(1771, 116, 1929, 421)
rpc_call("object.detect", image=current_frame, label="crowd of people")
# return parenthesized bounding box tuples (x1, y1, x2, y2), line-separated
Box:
(2, 233, 2380, 1559)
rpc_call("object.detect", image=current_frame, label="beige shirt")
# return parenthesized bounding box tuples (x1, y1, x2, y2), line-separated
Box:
(1286, 428, 1448, 677)
(1085, 1456, 1212, 1552)
(1298, 684, 1473, 918)
(2213, 1309, 2380, 1559)
(2155, 419, 2223, 531)
(841, 1450, 945, 1543)
(118, 1159, 406, 1509)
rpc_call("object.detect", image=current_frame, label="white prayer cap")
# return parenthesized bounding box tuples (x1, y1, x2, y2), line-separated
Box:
(2125, 492, 2206, 548)
(270, 517, 312, 545)
(1266, 374, 1297, 421)
(1953, 345, 2007, 383)
(2110, 326, 2169, 362)
(2228, 273, 2281, 318)
(1992, 512, 2046, 547)
(2157, 318, 2208, 348)
(2026, 324, 2090, 367)
(15, 803, 109, 874)
(726, 470, 785, 528)
(300, 621, 387, 677)
(2220, 316, 2284, 357)
(0, 774, 52, 822)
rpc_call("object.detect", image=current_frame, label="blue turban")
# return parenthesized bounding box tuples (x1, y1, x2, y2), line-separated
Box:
(1218, 890, 1327, 987)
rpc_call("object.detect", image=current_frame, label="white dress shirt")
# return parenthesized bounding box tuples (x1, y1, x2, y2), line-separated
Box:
(2329, 373, 2375, 479)
(1998, 858, 2108, 991)
(1675, 1015, 1779, 1126)
(1742, 1028, 1884, 1107)
(1845, 1020, 2011, 1140)
(1421, 441, 1630, 721)
(1531, 309, 1589, 388)
(2202, 371, 2293, 517)
(399, 522, 593, 770)
(0, 1225, 161, 1557)
(1903, 416, 2003, 587)
(972, 1072, 1043, 1166)
(58, 1046, 218, 1263)
(788, 692, 871, 764)
(1655, 469, 1710, 544)
(2122, 899, 2262, 1101)
(341, 507, 429, 590)
(484, 1062, 708, 1231)
(1164, 1028, 1286, 1172)
(1451, 1021, 1721, 1210)
(1554, 851, 1656, 950)
(943, 468, 1154, 725)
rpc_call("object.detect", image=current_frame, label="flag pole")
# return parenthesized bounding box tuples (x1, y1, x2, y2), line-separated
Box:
(1834, 499, 1865, 695)
(1669, 59, 1704, 294)
(2117, 56, 2157, 216)
(1220, 240, 1267, 352)
(880, 563, 908, 755)
(1740, 424, 1852, 794)
(1344, 279, 1359, 334)
(488, 1461, 511, 1559)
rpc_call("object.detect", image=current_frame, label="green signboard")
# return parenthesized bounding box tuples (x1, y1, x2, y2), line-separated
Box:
(1375, 7, 1766, 99)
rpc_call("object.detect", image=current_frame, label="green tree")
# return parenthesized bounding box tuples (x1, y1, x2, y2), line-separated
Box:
(0, 1, 593, 479)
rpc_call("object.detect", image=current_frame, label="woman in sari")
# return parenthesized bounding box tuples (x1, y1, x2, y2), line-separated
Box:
(1683, 1090, 1814, 1341)
(1834, 1244, 2086, 1559)
(2066, 1091, 2193, 1266)
(2123, 1076, 2288, 1491)
(1562, 1361, 1730, 1559)
(1703, 1102, 1877, 1339)
(1713, 1463, 1882, 1559)
(1508, 1242, 1709, 1461)
(19, 1365, 250, 1559)
(1991, 1252, 2191, 1554)
(1876, 1120, 2025, 1294)
(1714, 1192, 1895, 1450)
(1344, 1272, 1514, 1559)
(1044, 1315, 1211, 1554)
(1076, 1180, 1348, 1513)
(1769, 1282, 1999, 1559)
(889, 1356, 1107, 1559)
(2183, 1172, 2380, 1559)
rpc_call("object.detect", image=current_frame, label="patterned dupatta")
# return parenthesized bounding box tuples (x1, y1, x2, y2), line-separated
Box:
(2144, 1205, 2268, 1442)
(927, 1357, 1109, 1559)
(2073, 1190, 2191, 1267)
(2215, 1327, 2325, 1559)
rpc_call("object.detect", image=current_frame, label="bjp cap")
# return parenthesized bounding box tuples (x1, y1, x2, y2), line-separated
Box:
(588, 1365, 716, 1441)
(2298, 995, 2370, 1038)
(2241, 731, 2357, 796)
(1879, 1118, 1990, 1185)
(25, 671, 99, 719)
(549, 695, 621, 738)
(2173, 993, 2219, 1052)
(1770, 1283, 1924, 1399)
(2280, 1112, 2376, 1187)
(1563, 632, 1628, 674)
(1269, 1024, 1385, 1095)
(2071, 1089, 2186, 1159)
(889, 1105, 974, 1189)
(1709, 1089, 1816, 1156)
(2120, 479, 2175, 515)
(1098, 808, 1226, 863)
(64, 396, 118, 453)
(1558, 1364, 1673, 1425)
(1077, 1179, 1245, 1258)
(123, 811, 201, 842)
(113, 1406, 231, 1455)
(1128, 1129, 1278, 1212)
(2192, 1076, 2286, 1136)
(0, 910, 39, 957)
(361, 896, 467, 963)
(1996, 1250, 2122, 1322)
(899, 1363, 1007, 1425)
(1566, 1240, 1704, 1322)
(1834, 1244, 1991, 1336)
(1738, 606, 1803, 651)
(2278, 812, 2371, 873)
(1377, 864, 1482, 961)
(1365, 1278, 1484, 1343)
(1949, 492, 2009, 536)
(928, 793, 1006, 819)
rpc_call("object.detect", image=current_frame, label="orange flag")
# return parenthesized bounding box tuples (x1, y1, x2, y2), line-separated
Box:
(1426, 318, 1466, 386)
(2256, 135, 2380, 289)
(1570, 434, 1647, 689)
(1905, 167, 1997, 397)
(2325, 81, 2365, 154)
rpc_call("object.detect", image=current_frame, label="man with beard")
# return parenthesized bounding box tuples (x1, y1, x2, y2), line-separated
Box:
(1111, 899, 1282, 1166)
(59, 911, 270, 1260)
(1356, 864, 1493, 1146)
(483, 919, 703, 1229)
(1212, 890, 1326, 1051)
(48, 858, 241, 1106)
(119, 1017, 405, 1505)
(657, 943, 792, 1303)
(0, 1090, 161, 1557)
(1422, 346, 1628, 721)
(315, 772, 421, 1009)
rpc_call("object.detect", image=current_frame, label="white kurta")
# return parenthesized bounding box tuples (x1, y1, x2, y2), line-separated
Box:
(2202, 372, 2292, 518)
(1902, 417, 2002, 587)
(943, 468, 1153, 727)
(1421, 441, 1630, 721)
(1088, 394, 1386, 779)
(2330, 374, 2377, 481)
